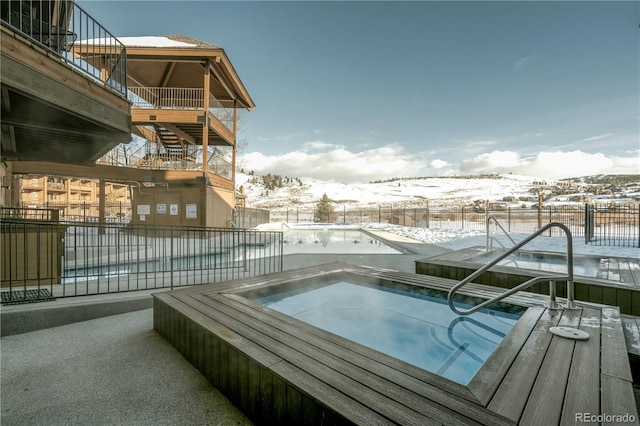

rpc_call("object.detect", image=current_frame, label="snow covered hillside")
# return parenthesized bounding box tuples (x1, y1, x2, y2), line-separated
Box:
(236, 173, 640, 210)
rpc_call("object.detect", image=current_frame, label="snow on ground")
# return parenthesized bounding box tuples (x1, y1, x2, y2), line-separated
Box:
(238, 173, 546, 209)
(364, 222, 639, 258)
(257, 221, 638, 258)
(248, 172, 638, 258)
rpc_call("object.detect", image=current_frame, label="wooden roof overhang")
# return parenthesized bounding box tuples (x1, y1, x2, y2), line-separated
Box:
(75, 37, 254, 149)
(125, 45, 254, 111)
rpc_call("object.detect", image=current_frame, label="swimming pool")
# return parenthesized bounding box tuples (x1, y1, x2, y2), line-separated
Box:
(283, 228, 403, 254)
(470, 249, 601, 277)
(252, 279, 522, 385)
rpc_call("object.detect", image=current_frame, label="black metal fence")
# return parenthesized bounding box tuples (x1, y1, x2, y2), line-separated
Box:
(585, 204, 639, 248)
(270, 203, 639, 247)
(1, 217, 283, 303)
(21, 201, 132, 223)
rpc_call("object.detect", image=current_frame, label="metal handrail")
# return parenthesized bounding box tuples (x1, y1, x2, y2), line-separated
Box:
(448, 222, 575, 315)
(486, 215, 517, 250)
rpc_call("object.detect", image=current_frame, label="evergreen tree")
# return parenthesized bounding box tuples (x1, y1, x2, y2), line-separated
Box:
(313, 193, 334, 223)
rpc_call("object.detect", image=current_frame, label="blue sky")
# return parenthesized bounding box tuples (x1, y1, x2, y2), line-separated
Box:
(82, 1, 639, 182)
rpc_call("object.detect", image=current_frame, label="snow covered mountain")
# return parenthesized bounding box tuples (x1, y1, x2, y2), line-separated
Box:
(236, 173, 640, 210)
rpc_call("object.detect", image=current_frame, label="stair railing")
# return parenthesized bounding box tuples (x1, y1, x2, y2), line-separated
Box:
(448, 222, 575, 316)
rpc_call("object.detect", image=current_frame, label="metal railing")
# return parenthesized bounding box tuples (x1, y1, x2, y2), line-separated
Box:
(486, 215, 516, 250)
(269, 203, 638, 247)
(97, 140, 233, 178)
(1, 0, 127, 96)
(128, 87, 234, 132)
(1, 219, 284, 303)
(1, 206, 60, 221)
(447, 222, 575, 316)
(585, 204, 639, 248)
(129, 87, 203, 109)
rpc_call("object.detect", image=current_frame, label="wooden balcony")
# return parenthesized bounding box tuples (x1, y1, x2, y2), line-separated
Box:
(130, 87, 235, 146)
(1, 1, 131, 164)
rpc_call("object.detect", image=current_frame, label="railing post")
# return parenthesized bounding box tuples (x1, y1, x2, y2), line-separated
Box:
(461, 206, 465, 230)
(548, 280, 559, 309)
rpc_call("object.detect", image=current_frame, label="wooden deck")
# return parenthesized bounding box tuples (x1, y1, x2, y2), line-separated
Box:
(153, 263, 639, 425)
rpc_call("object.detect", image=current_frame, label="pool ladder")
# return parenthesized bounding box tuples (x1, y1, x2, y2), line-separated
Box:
(448, 222, 576, 316)
(486, 215, 517, 250)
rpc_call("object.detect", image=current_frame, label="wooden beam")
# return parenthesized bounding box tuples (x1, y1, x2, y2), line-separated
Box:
(160, 62, 177, 87)
(1, 87, 11, 113)
(206, 62, 235, 101)
(1, 124, 17, 152)
(159, 123, 197, 144)
(9, 161, 235, 190)
(0, 117, 112, 140)
(133, 125, 160, 143)
(131, 109, 202, 124)
(127, 58, 205, 63)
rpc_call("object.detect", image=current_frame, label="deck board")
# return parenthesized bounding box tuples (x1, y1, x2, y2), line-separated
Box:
(518, 309, 581, 426)
(186, 292, 492, 425)
(153, 263, 639, 425)
(178, 293, 445, 425)
(486, 309, 561, 422)
(468, 306, 545, 406)
(560, 307, 601, 423)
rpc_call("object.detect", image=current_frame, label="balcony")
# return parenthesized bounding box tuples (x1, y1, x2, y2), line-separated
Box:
(47, 181, 66, 191)
(1, 0, 127, 96)
(1, 0, 131, 164)
(98, 140, 233, 180)
(129, 87, 235, 145)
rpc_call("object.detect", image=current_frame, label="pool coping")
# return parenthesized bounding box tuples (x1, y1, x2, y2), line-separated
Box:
(153, 262, 638, 425)
(416, 246, 640, 315)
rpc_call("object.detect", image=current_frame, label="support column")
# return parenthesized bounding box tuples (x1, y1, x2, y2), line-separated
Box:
(98, 179, 106, 235)
(202, 59, 211, 176)
(201, 60, 212, 227)
(232, 99, 237, 183)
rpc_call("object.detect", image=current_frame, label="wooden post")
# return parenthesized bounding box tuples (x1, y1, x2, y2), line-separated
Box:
(201, 60, 211, 227)
(202, 59, 211, 175)
(538, 192, 543, 230)
(232, 99, 237, 182)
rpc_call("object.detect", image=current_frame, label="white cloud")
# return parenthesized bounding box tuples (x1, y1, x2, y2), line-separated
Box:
(241, 145, 639, 183)
(302, 141, 343, 152)
(241, 145, 426, 183)
(460, 150, 639, 179)
(430, 159, 450, 169)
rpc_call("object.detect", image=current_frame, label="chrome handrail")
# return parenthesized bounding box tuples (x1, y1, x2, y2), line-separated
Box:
(448, 222, 575, 315)
(486, 215, 517, 250)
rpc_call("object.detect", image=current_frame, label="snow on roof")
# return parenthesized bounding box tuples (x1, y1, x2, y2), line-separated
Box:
(118, 36, 198, 48)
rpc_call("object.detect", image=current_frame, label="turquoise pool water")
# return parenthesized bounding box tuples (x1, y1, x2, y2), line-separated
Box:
(255, 281, 522, 385)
